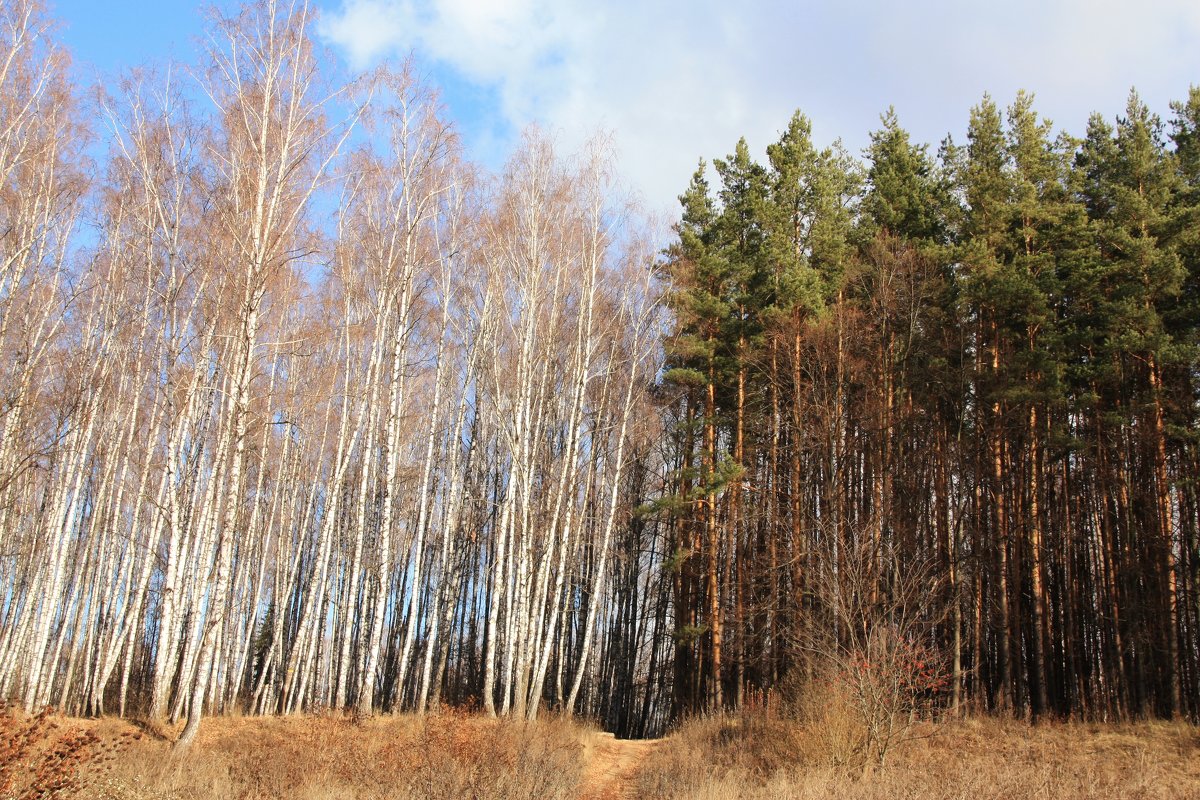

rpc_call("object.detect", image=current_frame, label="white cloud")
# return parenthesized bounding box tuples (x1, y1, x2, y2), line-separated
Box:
(318, 0, 1200, 217)
(317, 0, 410, 69)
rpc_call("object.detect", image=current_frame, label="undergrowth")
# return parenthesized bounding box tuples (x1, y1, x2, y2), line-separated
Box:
(634, 709, 1200, 799)
(1, 704, 136, 799)
(75, 708, 586, 800)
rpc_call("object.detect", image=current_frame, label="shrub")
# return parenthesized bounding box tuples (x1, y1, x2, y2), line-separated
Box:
(791, 537, 949, 770)
(0, 704, 134, 799)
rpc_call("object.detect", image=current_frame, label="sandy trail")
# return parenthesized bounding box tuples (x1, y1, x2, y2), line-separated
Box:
(579, 731, 662, 800)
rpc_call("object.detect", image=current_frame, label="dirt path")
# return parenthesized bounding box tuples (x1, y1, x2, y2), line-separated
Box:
(579, 731, 662, 800)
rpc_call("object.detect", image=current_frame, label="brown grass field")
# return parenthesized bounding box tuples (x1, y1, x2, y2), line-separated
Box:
(1, 706, 1197, 799)
(635, 713, 1200, 800)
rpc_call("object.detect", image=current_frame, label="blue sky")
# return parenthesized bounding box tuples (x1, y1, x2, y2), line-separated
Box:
(51, 0, 1200, 217)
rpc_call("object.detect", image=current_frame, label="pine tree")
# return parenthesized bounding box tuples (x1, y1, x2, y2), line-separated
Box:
(1078, 92, 1185, 716)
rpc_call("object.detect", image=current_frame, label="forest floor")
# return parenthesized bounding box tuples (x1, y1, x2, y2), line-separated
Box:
(1, 708, 1198, 799)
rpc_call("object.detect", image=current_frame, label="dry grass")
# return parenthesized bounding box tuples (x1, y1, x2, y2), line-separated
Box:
(6, 706, 1197, 799)
(1, 705, 137, 799)
(635, 712, 1200, 800)
(10, 709, 588, 800)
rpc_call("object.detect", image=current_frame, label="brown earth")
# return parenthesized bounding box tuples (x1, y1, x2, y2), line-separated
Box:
(579, 731, 663, 800)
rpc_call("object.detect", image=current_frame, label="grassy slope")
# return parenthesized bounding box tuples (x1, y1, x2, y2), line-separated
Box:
(636, 713, 1200, 800)
(4, 710, 588, 800)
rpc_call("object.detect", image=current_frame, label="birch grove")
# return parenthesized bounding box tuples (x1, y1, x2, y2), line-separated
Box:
(0, 0, 669, 739)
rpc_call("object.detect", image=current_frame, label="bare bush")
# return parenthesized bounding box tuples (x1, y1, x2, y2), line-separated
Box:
(791, 536, 949, 770)
(0, 705, 136, 799)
